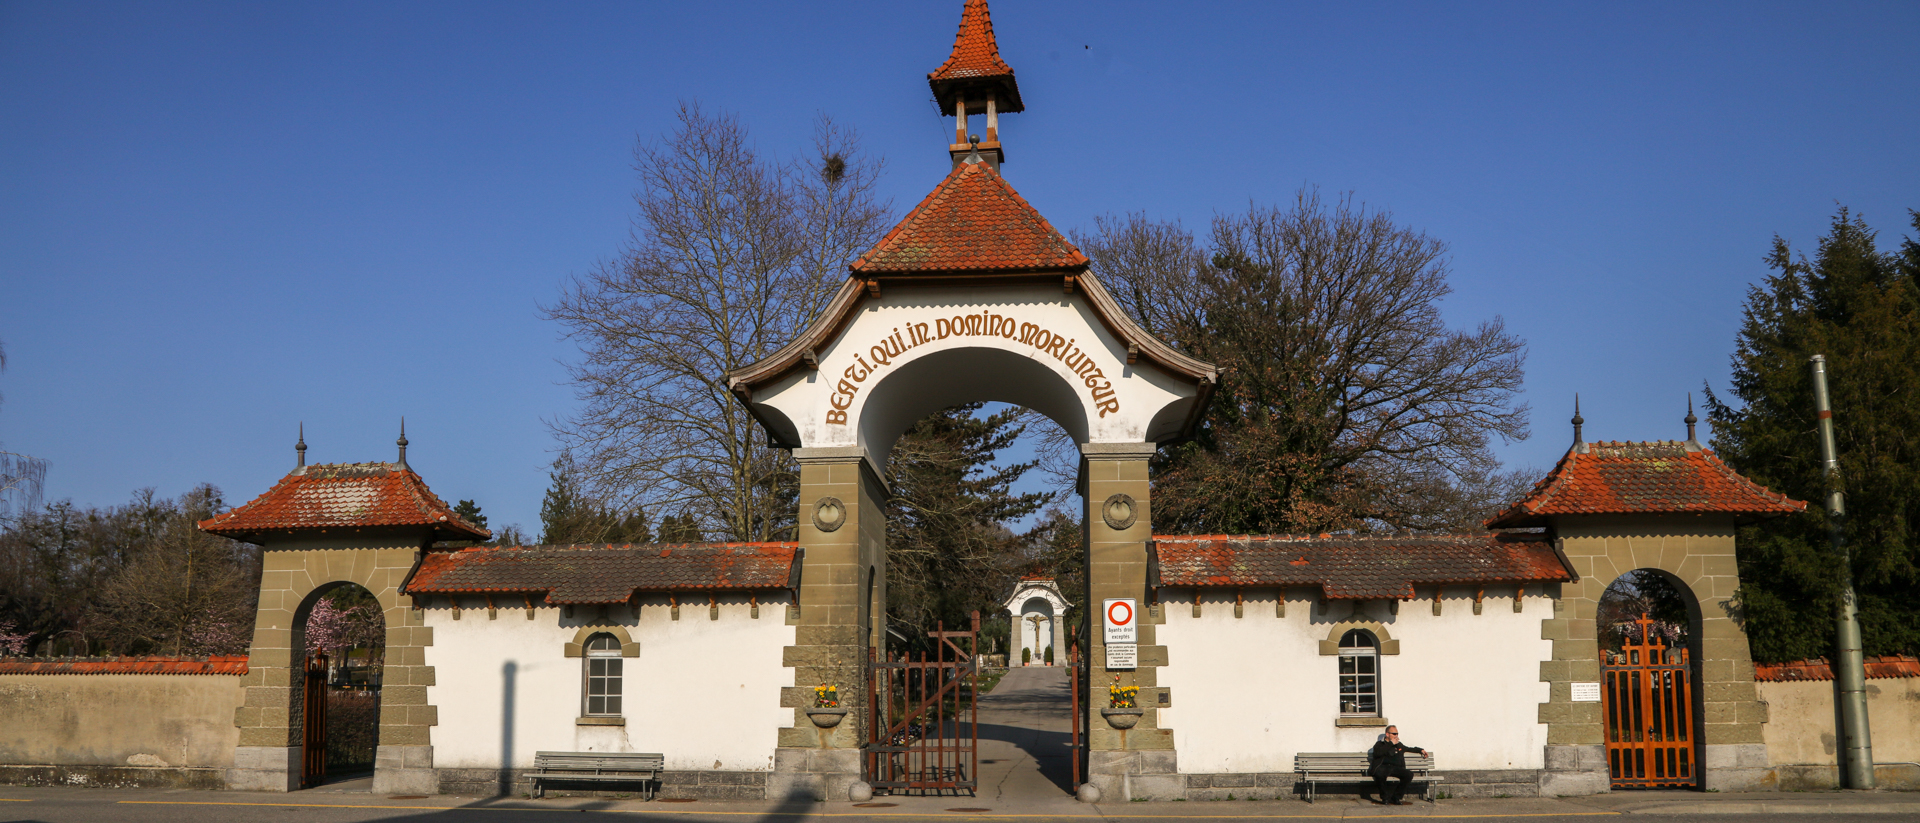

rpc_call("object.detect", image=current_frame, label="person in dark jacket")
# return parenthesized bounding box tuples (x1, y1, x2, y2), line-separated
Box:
(1368, 726, 1430, 804)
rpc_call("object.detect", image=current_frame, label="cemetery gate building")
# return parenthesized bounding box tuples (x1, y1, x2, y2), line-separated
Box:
(7, 0, 1915, 802)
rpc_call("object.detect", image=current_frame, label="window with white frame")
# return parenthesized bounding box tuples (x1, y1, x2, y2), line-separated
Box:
(1337, 629, 1380, 716)
(583, 633, 623, 716)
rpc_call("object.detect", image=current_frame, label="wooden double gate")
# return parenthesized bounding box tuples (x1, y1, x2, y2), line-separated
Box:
(1602, 614, 1698, 789)
(302, 653, 329, 788)
(865, 614, 980, 795)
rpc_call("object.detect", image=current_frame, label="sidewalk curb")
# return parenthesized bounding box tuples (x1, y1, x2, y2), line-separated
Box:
(1603, 801, 1920, 816)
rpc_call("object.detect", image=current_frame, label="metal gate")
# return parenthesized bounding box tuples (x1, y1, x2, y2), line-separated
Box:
(1603, 614, 1698, 789)
(865, 613, 979, 795)
(301, 653, 329, 788)
(1068, 644, 1083, 790)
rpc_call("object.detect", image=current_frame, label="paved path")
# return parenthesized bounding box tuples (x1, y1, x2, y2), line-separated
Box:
(970, 665, 1077, 807)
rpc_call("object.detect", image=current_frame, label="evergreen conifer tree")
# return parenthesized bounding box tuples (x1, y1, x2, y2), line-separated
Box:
(1705, 208, 1920, 662)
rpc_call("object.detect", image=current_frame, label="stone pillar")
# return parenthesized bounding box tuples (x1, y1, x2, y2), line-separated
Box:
(1081, 443, 1178, 800)
(771, 447, 886, 800)
(1540, 516, 1769, 795)
(228, 540, 438, 795)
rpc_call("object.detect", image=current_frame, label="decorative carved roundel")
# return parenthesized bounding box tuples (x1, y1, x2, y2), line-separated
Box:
(812, 496, 847, 532)
(1102, 493, 1138, 531)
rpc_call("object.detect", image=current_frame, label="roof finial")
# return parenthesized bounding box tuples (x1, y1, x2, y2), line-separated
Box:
(295, 422, 307, 470)
(396, 417, 409, 469)
(1572, 394, 1587, 453)
(932, 0, 1017, 171)
(1685, 393, 1700, 446)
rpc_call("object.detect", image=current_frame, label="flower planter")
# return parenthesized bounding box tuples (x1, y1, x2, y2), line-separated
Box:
(1101, 708, 1143, 730)
(806, 708, 849, 729)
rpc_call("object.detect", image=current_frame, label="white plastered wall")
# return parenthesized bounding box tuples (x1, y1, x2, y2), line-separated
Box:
(424, 594, 794, 772)
(1157, 589, 1553, 773)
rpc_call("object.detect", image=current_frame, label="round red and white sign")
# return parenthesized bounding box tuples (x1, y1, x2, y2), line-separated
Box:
(1107, 600, 1133, 628)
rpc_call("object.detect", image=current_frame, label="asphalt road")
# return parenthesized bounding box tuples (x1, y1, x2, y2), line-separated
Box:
(4, 786, 1919, 823)
(5, 667, 1915, 822)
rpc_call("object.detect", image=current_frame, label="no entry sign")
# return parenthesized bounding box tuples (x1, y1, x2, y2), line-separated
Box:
(1103, 598, 1137, 644)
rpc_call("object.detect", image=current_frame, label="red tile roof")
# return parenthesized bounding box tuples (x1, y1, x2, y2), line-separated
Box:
(199, 462, 490, 543)
(1485, 441, 1807, 529)
(850, 159, 1087, 275)
(0, 656, 248, 676)
(1152, 532, 1572, 600)
(1754, 655, 1920, 682)
(404, 542, 801, 605)
(929, 0, 1022, 114)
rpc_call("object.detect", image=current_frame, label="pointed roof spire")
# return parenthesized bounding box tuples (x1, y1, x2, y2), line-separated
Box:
(929, 0, 1022, 113)
(1571, 394, 1588, 454)
(930, 0, 1022, 169)
(295, 422, 307, 470)
(396, 417, 409, 469)
(1685, 393, 1700, 449)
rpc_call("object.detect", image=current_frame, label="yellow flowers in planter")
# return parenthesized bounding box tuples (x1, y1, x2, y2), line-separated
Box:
(1108, 676, 1138, 709)
(814, 683, 840, 708)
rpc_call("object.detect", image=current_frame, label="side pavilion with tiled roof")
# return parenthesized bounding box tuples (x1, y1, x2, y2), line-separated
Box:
(200, 459, 488, 795)
(1119, 413, 1809, 798)
(1484, 430, 1805, 794)
(203, 450, 804, 798)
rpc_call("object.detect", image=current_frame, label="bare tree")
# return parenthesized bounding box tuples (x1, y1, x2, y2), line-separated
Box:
(546, 105, 891, 541)
(0, 341, 48, 525)
(1076, 190, 1530, 534)
(86, 485, 261, 656)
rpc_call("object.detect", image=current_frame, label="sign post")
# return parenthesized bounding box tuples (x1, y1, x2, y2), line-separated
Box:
(1103, 598, 1137, 670)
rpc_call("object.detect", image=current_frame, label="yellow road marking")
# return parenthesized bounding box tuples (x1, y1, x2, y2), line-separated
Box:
(118, 800, 1621, 819)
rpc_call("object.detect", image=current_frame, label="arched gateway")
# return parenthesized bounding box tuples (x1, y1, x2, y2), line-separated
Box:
(721, 3, 1214, 799)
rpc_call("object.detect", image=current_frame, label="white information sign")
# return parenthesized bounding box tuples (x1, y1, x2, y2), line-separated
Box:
(1570, 682, 1602, 703)
(1106, 643, 1138, 670)
(1103, 598, 1137, 645)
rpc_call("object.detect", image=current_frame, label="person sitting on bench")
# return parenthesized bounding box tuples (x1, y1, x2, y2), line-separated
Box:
(1369, 726, 1430, 805)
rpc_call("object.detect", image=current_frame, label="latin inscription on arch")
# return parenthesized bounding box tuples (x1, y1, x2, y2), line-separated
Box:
(825, 311, 1121, 424)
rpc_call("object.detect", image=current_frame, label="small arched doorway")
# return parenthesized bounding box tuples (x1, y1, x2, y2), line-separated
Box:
(1596, 569, 1701, 789)
(1003, 579, 1069, 668)
(295, 582, 388, 788)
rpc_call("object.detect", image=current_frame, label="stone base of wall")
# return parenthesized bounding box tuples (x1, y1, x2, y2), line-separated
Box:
(373, 745, 437, 796)
(768, 747, 860, 801)
(227, 745, 298, 792)
(1182, 769, 1547, 801)
(437, 768, 768, 800)
(1541, 744, 1609, 796)
(1088, 751, 1180, 801)
(0, 764, 227, 790)
(1181, 772, 1293, 801)
(1763, 763, 1920, 792)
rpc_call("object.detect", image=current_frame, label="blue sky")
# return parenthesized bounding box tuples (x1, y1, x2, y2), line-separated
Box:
(3, 1, 1917, 536)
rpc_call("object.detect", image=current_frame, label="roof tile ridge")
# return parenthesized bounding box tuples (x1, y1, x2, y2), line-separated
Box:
(1692, 448, 1807, 510)
(852, 163, 975, 271)
(975, 164, 1090, 265)
(1483, 446, 1583, 527)
(197, 470, 305, 529)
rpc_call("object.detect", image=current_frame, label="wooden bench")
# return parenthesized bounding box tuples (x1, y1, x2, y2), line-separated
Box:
(1294, 751, 1437, 803)
(531, 751, 664, 799)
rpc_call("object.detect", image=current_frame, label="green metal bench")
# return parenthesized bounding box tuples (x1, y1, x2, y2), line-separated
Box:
(531, 751, 664, 799)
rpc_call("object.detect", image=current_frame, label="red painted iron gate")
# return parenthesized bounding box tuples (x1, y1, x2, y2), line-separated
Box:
(1602, 614, 1698, 789)
(865, 613, 979, 795)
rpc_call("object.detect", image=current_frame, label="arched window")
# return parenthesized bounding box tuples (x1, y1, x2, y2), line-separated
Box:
(1338, 629, 1379, 717)
(583, 633, 624, 716)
